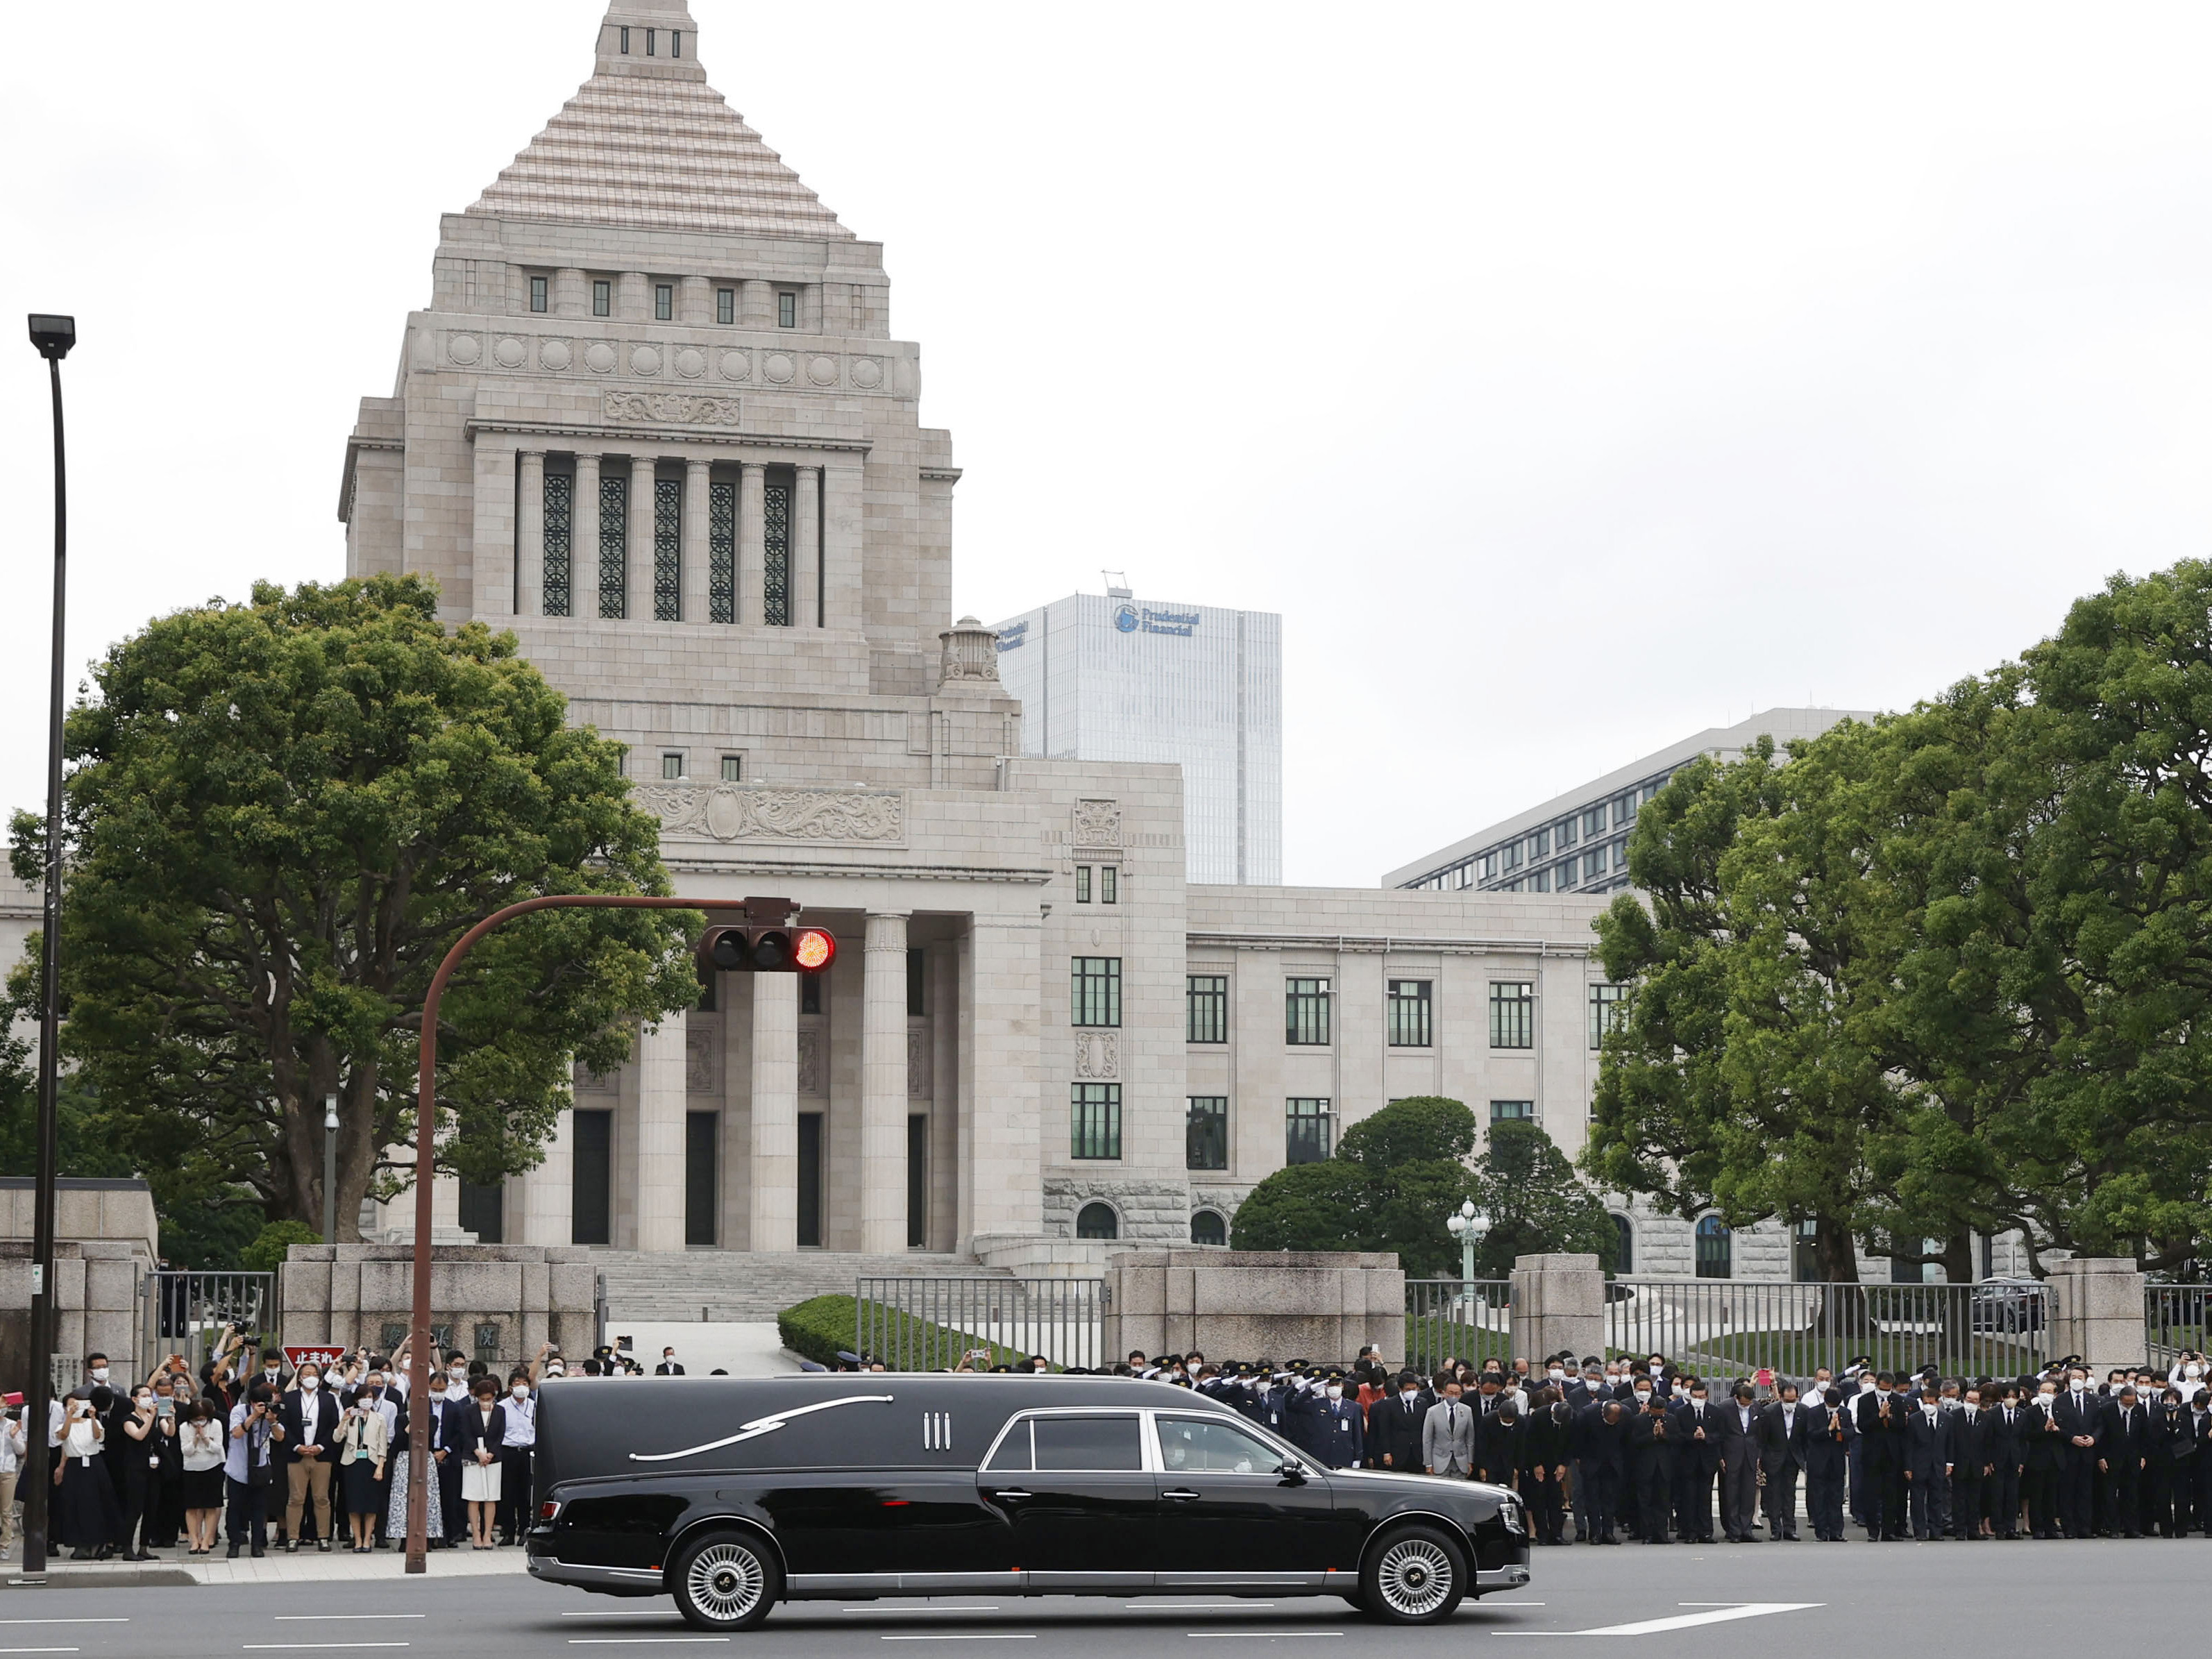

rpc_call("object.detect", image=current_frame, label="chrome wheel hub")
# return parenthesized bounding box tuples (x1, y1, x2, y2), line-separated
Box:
(686, 1542, 766, 1622)
(1374, 1537, 1453, 1617)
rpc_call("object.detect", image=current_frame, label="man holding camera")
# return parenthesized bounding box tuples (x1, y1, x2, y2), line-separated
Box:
(274, 1361, 341, 1552)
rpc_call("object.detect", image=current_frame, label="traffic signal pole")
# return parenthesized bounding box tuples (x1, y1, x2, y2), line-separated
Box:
(403, 893, 830, 1572)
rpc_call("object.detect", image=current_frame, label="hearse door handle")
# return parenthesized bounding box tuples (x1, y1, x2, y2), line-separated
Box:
(1162, 1488, 1201, 1501)
(991, 1489, 1031, 1501)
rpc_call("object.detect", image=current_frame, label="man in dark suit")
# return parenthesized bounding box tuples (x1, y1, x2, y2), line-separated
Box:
(1854, 1374, 1909, 1540)
(2052, 1367, 2103, 1538)
(2020, 1382, 2066, 1538)
(1947, 1386, 1993, 1538)
(653, 1347, 685, 1376)
(1571, 1398, 1630, 1544)
(1901, 1386, 1954, 1540)
(1671, 1379, 1722, 1544)
(1755, 1382, 1808, 1539)
(1369, 1372, 1430, 1473)
(1716, 1382, 1762, 1542)
(1803, 1386, 1854, 1540)
(1521, 1395, 1573, 1545)
(2178, 1392, 2212, 1535)
(1985, 1384, 2027, 1538)
(274, 1362, 342, 1554)
(1626, 1394, 1678, 1543)
(2099, 1385, 2150, 1538)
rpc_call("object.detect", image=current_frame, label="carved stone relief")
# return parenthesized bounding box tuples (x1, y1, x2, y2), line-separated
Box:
(907, 1029, 931, 1098)
(685, 1025, 719, 1095)
(1073, 798, 1122, 848)
(638, 784, 904, 844)
(1073, 1029, 1120, 1079)
(796, 1028, 825, 1097)
(602, 389, 744, 426)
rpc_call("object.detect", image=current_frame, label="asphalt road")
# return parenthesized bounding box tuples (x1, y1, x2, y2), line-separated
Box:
(3, 1540, 2203, 1653)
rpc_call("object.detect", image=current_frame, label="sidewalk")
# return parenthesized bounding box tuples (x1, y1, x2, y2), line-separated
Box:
(4, 1544, 530, 1590)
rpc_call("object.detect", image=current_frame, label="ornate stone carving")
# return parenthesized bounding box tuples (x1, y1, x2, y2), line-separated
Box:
(630, 345, 662, 376)
(686, 1025, 719, 1094)
(807, 354, 838, 385)
(1073, 799, 1122, 848)
(574, 1065, 616, 1096)
(540, 339, 573, 371)
(1073, 1029, 1119, 1080)
(937, 616, 1001, 688)
(907, 1029, 930, 1098)
(603, 390, 744, 426)
(851, 357, 884, 389)
(448, 333, 480, 366)
(764, 353, 795, 383)
(720, 350, 751, 381)
(638, 784, 904, 844)
(797, 1028, 824, 1097)
(675, 348, 707, 379)
(493, 337, 526, 368)
(584, 341, 617, 373)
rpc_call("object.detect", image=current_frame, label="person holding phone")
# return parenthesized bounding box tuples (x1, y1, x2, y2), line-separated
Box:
(57, 1390, 123, 1560)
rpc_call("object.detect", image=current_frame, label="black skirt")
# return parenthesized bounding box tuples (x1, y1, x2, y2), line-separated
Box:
(56, 1458, 123, 1549)
(183, 1465, 227, 1509)
(341, 1458, 382, 1513)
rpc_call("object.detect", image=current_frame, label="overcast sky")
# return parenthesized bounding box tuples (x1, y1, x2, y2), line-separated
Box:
(5, 1, 2209, 888)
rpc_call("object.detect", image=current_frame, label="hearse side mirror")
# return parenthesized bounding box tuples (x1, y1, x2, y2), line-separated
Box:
(1277, 1456, 1307, 1480)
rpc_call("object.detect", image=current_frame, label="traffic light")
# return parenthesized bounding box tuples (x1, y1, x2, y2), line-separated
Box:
(697, 898, 836, 977)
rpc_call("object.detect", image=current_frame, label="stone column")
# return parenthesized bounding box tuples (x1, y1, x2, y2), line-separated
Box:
(553, 268, 587, 319)
(516, 450, 546, 618)
(471, 440, 516, 620)
(521, 1104, 573, 1245)
(750, 973, 799, 1252)
(2049, 1258, 2148, 1380)
(681, 457, 711, 625)
(961, 913, 1042, 1245)
(628, 457, 657, 622)
(741, 278, 776, 329)
(793, 465, 822, 629)
(820, 460, 863, 633)
(632, 1012, 687, 1253)
(617, 271, 650, 321)
(738, 461, 768, 628)
(860, 913, 911, 1253)
(1509, 1253, 1605, 1369)
(573, 453, 601, 617)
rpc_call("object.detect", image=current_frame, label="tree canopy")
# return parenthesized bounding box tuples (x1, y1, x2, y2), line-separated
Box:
(7, 575, 700, 1240)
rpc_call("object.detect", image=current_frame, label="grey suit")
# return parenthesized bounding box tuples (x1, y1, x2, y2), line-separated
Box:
(1421, 1397, 1476, 1477)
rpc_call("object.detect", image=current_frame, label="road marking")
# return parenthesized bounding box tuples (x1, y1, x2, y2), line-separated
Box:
(1185, 1636, 1342, 1642)
(1139, 1604, 1276, 1610)
(272, 1619, 428, 1624)
(558, 1615, 681, 1620)
(0, 1647, 81, 1653)
(0, 1624, 129, 1628)
(880, 1638, 1037, 1644)
(242, 1647, 413, 1653)
(1496, 1603, 1823, 1637)
(845, 1608, 1000, 1614)
(567, 1642, 732, 1648)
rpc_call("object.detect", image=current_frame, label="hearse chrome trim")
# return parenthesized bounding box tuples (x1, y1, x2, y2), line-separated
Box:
(1477, 1565, 1533, 1590)
(628, 1395, 897, 1463)
(527, 1557, 664, 1589)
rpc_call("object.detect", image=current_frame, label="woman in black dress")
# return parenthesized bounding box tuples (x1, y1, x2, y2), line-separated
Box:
(55, 1390, 123, 1560)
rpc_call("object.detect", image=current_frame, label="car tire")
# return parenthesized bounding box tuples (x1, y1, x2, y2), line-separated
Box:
(1358, 1524, 1468, 1624)
(669, 1530, 780, 1632)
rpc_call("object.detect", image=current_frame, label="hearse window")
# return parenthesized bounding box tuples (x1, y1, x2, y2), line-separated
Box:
(1031, 1415, 1144, 1472)
(1158, 1415, 1282, 1475)
(982, 1420, 1032, 1472)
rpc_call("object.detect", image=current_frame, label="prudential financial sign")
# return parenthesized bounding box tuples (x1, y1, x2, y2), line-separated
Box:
(1113, 603, 1200, 638)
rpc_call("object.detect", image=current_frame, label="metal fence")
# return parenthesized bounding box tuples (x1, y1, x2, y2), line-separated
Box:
(140, 1270, 278, 1378)
(855, 1277, 1104, 1372)
(2146, 1284, 2210, 1366)
(1405, 1279, 1514, 1375)
(1604, 1279, 2049, 1381)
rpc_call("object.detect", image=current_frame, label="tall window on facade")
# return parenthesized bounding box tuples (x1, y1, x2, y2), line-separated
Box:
(1385, 979, 1432, 1047)
(906, 948, 926, 1018)
(652, 473, 681, 621)
(1793, 1220, 1820, 1283)
(598, 471, 627, 618)
(1071, 958, 1122, 1027)
(707, 478, 736, 623)
(1100, 866, 1117, 904)
(1076, 1200, 1119, 1238)
(1072, 1085, 1122, 1160)
(1285, 1097, 1333, 1164)
(716, 287, 735, 325)
(1588, 983, 1627, 1047)
(1186, 1097, 1228, 1170)
(1610, 1213, 1634, 1274)
(660, 752, 683, 780)
(530, 276, 548, 313)
(1489, 981, 1534, 1048)
(763, 476, 791, 625)
(778, 291, 797, 328)
(655, 283, 673, 321)
(593, 279, 611, 317)
(1285, 977, 1331, 1045)
(1074, 866, 1091, 903)
(1694, 1215, 1732, 1279)
(541, 470, 573, 616)
(1489, 1100, 1535, 1123)
(1186, 975, 1228, 1043)
(800, 974, 822, 1017)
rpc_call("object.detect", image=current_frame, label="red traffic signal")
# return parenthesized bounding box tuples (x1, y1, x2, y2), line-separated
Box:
(699, 923, 837, 975)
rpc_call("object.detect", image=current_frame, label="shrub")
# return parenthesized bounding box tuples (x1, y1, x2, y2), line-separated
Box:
(242, 1218, 320, 1276)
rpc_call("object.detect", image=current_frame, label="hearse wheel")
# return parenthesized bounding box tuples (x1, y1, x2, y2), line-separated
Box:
(670, 1531, 780, 1631)
(1359, 1524, 1467, 1624)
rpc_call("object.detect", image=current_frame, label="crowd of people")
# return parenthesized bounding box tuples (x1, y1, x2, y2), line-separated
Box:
(1091, 1347, 2212, 1545)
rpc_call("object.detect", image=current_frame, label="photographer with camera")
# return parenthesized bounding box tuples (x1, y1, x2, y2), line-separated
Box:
(223, 1381, 277, 1558)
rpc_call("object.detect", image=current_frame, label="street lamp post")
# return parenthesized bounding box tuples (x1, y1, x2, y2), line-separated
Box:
(1444, 1198, 1490, 1293)
(21, 312, 76, 1582)
(323, 1093, 340, 1244)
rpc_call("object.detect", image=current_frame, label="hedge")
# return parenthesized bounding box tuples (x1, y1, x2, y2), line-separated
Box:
(777, 1293, 1048, 1371)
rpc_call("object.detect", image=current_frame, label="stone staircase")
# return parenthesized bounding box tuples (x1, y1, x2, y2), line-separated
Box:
(593, 1250, 1016, 1324)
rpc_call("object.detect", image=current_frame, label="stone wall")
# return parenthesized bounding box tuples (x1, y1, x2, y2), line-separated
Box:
(1103, 1249, 1404, 1364)
(279, 1244, 598, 1367)
(0, 1179, 160, 1391)
(1042, 1177, 1190, 1244)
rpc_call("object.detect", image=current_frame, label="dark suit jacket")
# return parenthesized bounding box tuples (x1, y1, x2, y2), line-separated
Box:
(276, 1388, 342, 1464)
(1368, 1392, 1430, 1468)
(447, 1398, 507, 1460)
(2052, 1390, 2104, 1454)
(1949, 1408, 1995, 1477)
(1628, 1408, 1678, 1469)
(1804, 1399, 1855, 1467)
(1474, 1412, 1521, 1483)
(1986, 1404, 2029, 1469)
(1755, 1401, 1809, 1472)
(2099, 1401, 2152, 1469)
(2021, 1400, 2069, 1469)
(653, 1362, 686, 1376)
(1672, 1399, 1725, 1472)
(1521, 1406, 1573, 1477)
(1901, 1406, 1954, 1478)
(1570, 1405, 1630, 1477)
(1716, 1400, 1761, 1470)
(1855, 1390, 1908, 1463)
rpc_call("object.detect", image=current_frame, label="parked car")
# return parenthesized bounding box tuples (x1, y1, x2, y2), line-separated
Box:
(1968, 1277, 2045, 1333)
(527, 1374, 1529, 1630)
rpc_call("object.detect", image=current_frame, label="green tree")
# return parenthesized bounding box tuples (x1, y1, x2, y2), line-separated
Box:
(1462, 1118, 1618, 1279)
(8, 575, 700, 1240)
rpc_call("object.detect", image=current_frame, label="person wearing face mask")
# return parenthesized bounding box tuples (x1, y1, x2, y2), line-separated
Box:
(1802, 1386, 1854, 1542)
(1626, 1388, 1675, 1544)
(1423, 1379, 1476, 1479)
(57, 1386, 122, 1560)
(336, 1378, 389, 1553)
(432, 1350, 474, 1548)
(1753, 1381, 1807, 1541)
(1520, 1388, 1572, 1544)
(115, 1379, 169, 1561)
(1853, 1372, 1908, 1542)
(2052, 1367, 2102, 1539)
(2096, 1383, 2147, 1539)
(380, 1338, 441, 1550)
(1671, 1379, 1721, 1544)
(2022, 1378, 2066, 1538)
(654, 1347, 686, 1376)
(1901, 1386, 1953, 1541)
(274, 1362, 340, 1552)
(1715, 1381, 1762, 1544)
(451, 1376, 508, 1549)
(1314, 1371, 1365, 1469)
(496, 1362, 542, 1546)
(1984, 1383, 2025, 1540)
(2177, 1386, 2212, 1535)
(1571, 1396, 1628, 1544)
(1947, 1385, 1992, 1540)
(1369, 1371, 1429, 1472)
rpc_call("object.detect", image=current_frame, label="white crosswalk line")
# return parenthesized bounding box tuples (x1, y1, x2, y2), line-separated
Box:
(1497, 1602, 1823, 1637)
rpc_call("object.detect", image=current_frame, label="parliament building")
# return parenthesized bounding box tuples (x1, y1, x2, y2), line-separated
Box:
(339, 1, 1627, 1272)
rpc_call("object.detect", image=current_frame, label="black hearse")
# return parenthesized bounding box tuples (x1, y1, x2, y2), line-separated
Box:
(526, 1374, 1528, 1630)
